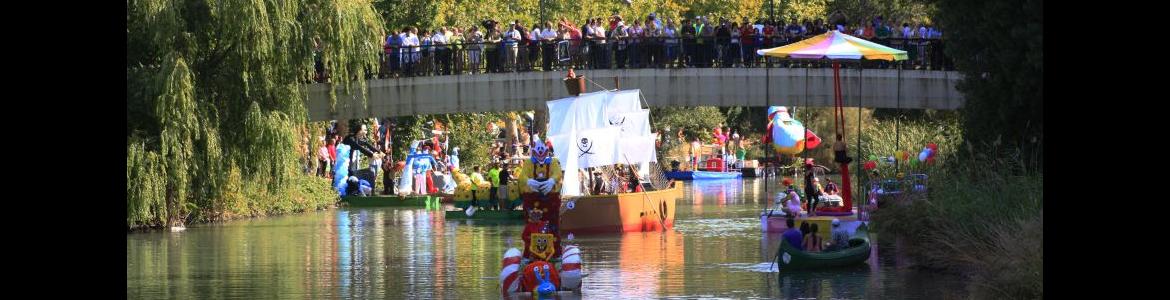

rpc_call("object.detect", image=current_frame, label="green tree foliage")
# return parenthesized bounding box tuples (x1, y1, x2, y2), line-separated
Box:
(386, 112, 507, 171)
(824, 0, 935, 26)
(932, 0, 1043, 168)
(651, 106, 726, 142)
(369, 0, 873, 32)
(127, 0, 384, 229)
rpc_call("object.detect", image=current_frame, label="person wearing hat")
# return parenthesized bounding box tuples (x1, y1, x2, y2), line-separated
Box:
(825, 218, 851, 252)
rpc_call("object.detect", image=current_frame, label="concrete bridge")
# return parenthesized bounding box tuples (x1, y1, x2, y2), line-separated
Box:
(305, 67, 963, 122)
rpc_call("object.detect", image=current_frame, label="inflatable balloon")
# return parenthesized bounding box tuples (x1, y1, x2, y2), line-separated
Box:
(918, 148, 930, 162)
(927, 156, 936, 165)
(863, 160, 877, 171)
(765, 106, 815, 155)
(804, 129, 822, 149)
(909, 156, 919, 167)
(928, 143, 938, 152)
(868, 154, 877, 161)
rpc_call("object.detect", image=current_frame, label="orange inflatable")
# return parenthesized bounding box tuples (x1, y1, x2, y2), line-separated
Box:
(520, 260, 561, 292)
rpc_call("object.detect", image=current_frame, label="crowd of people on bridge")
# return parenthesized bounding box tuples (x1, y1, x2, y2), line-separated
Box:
(326, 13, 946, 81)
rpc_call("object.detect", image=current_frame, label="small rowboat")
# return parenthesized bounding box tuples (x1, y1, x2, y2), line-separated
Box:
(776, 224, 871, 269)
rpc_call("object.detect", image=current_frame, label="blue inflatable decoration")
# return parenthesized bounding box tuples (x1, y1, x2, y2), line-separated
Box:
(333, 144, 352, 196)
(396, 141, 439, 195)
(536, 264, 556, 298)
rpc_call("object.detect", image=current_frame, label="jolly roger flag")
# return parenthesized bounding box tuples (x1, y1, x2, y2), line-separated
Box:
(557, 127, 620, 169)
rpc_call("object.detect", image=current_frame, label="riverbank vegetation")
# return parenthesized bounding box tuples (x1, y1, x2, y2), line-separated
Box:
(127, 0, 384, 230)
(871, 0, 1043, 297)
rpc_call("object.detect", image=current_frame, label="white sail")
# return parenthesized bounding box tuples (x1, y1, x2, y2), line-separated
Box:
(546, 89, 655, 197)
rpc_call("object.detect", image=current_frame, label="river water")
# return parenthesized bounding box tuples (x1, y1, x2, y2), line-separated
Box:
(128, 178, 966, 299)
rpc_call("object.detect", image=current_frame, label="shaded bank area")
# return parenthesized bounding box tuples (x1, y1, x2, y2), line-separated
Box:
(871, 154, 1042, 298)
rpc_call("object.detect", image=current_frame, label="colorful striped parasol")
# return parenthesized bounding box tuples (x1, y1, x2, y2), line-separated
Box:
(755, 30, 908, 61)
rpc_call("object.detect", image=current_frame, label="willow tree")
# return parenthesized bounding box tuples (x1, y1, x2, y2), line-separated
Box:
(127, 0, 383, 229)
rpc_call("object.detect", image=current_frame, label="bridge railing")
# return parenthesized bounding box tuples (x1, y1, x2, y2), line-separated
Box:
(313, 37, 953, 83)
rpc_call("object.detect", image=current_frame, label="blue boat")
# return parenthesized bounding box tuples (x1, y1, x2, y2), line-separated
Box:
(664, 170, 743, 180)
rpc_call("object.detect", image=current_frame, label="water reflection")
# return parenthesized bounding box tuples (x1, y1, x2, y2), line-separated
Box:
(128, 178, 965, 299)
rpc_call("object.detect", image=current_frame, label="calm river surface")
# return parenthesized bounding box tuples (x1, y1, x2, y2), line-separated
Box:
(128, 178, 966, 299)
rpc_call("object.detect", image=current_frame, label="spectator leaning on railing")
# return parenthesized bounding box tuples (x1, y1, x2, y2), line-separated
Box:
(358, 12, 949, 80)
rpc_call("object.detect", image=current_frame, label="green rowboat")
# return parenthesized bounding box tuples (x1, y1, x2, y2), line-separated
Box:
(341, 195, 441, 208)
(776, 225, 872, 270)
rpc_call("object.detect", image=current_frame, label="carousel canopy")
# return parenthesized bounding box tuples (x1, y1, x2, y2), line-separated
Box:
(756, 30, 908, 61)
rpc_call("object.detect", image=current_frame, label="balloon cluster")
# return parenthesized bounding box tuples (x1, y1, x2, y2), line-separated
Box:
(916, 143, 939, 166)
(861, 143, 940, 171)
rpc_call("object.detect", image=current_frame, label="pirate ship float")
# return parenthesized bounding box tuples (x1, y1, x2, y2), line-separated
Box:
(497, 71, 683, 297)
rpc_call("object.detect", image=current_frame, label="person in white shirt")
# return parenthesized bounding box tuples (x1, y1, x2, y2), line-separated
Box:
(432, 28, 449, 75)
(466, 26, 483, 74)
(591, 19, 608, 68)
(402, 27, 420, 75)
(504, 23, 521, 72)
(540, 22, 558, 71)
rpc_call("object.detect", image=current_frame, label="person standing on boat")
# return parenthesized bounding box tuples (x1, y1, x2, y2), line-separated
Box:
(469, 165, 487, 209)
(499, 162, 512, 209)
(825, 218, 850, 252)
(803, 159, 822, 216)
(690, 137, 702, 171)
(488, 163, 502, 211)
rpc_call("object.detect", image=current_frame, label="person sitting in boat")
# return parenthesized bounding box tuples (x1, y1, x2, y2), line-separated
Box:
(781, 187, 802, 217)
(824, 218, 851, 252)
(781, 217, 804, 251)
(824, 178, 839, 196)
(803, 223, 824, 252)
(814, 177, 825, 195)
